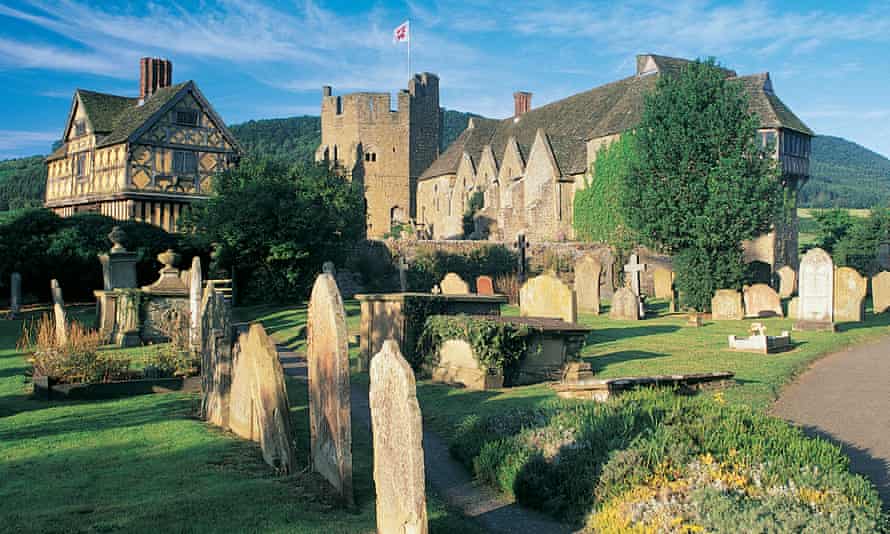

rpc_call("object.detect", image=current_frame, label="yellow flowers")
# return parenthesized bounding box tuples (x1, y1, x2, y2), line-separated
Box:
(712, 391, 726, 405)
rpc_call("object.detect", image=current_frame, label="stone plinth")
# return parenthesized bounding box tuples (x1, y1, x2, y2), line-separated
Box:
(356, 292, 507, 371)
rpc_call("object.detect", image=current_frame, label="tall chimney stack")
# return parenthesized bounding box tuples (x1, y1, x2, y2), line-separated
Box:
(514, 91, 532, 117)
(139, 57, 173, 102)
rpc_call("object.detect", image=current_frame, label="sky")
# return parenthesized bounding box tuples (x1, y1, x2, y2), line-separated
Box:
(1, 0, 889, 160)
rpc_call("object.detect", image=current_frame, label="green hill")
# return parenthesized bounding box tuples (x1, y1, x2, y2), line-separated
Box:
(801, 135, 890, 208)
(0, 156, 46, 211)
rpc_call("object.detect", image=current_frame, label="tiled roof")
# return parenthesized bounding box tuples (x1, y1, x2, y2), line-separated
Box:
(97, 82, 190, 147)
(420, 55, 812, 180)
(77, 90, 138, 133)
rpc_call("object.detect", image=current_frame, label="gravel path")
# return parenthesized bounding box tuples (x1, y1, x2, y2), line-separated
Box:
(278, 347, 571, 534)
(772, 335, 890, 509)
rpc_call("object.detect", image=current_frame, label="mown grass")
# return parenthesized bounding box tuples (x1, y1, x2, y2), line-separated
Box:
(242, 298, 890, 440)
(0, 309, 485, 533)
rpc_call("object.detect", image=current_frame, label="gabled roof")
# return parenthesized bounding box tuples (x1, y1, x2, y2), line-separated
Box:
(420, 55, 813, 181)
(47, 81, 242, 162)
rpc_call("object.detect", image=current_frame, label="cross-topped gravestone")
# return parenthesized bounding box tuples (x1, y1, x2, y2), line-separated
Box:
(623, 254, 647, 296)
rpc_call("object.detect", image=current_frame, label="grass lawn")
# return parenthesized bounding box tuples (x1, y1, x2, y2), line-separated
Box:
(0, 309, 485, 533)
(244, 298, 890, 441)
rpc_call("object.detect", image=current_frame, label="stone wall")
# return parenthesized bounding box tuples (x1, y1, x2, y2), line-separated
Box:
(141, 295, 189, 342)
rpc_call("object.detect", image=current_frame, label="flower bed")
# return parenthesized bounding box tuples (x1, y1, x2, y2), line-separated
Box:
(449, 389, 883, 531)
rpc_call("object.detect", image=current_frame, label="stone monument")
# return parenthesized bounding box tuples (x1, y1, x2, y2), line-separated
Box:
(834, 266, 866, 323)
(794, 248, 834, 331)
(653, 267, 674, 300)
(189, 256, 203, 350)
(440, 272, 470, 295)
(307, 273, 353, 505)
(99, 226, 138, 290)
(369, 340, 428, 534)
(711, 290, 743, 320)
(520, 273, 577, 323)
(609, 287, 641, 321)
(574, 255, 601, 314)
(623, 253, 647, 317)
(777, 266, 797, 298)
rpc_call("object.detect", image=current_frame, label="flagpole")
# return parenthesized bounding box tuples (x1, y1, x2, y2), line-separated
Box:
(408, 21, 412, 81)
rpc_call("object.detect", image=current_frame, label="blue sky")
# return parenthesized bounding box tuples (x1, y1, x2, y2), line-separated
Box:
(1, 0, 889, 160)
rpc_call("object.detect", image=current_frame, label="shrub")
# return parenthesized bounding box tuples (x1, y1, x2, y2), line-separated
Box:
(448, 389, 883, 530)
(494, 273, 520, 304)
(407, 245, 516, 292)
(148, 308, 200, 377)
(19, 314, 130, 384)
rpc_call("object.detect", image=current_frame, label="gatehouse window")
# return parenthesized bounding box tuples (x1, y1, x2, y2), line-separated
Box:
(176, 110, 199, 126)
(74, 120, 86, 137)
(173, 151, 198, 174)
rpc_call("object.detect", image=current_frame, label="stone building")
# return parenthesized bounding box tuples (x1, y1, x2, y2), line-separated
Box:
(45, 57, 242, 232)
(315, 74, 440, 238)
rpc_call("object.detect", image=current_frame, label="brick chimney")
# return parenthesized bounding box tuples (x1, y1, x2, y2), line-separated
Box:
(139, 57, 173, 102)
(514, 91, 532, 117)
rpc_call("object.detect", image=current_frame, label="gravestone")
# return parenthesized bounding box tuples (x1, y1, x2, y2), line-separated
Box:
(777, 266, 797, 298)
(228, 323, 298, 473)
(834, 266, 866, 323)
(711, 290, 743, 320)
(794, 248, 834, 331)
(743, 284, 783, 317)
(520, 273, 577, 323)
(872, 272, 890, 314)
(10, 272, 21, 319)
(609, 287, 640, 321)
(398, 256, 408, 292)
(189, 256, 203, 350)
(200, 281, 232, 428)
(322, 261, 335, 275)
(50, 279, 67, 345)
(878, 242, 890, 270)
(440, 272, 469, 295)
(623, 253, 647, 296)
(476, 275, 494, 296)
(369, 340, 428, 534)
(653, 267, 674, 300)
(574, 255, 601, 314)
(307, 273, 353, 505)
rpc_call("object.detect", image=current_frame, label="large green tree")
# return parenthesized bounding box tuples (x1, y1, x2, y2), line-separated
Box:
(622, 59, 782, 310)
(181, 158, 365, 304)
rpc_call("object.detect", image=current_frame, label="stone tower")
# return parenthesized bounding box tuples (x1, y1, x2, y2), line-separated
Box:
(316, 74, 440, 237)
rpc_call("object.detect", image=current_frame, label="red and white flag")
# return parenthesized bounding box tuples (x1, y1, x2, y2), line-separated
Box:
(393, 20, 409, 43)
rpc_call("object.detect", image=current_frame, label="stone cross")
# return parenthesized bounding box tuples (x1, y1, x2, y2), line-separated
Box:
(623, 253, 647, 296)
(50, 279, 67, 345)
(398, 256, 408, 292)
(307, 273, 354, 505)
(369, 340, 428, 534)
(515, 233, 529, 281)
(189, 256, 203, 351)
(10, 272, 21, 319)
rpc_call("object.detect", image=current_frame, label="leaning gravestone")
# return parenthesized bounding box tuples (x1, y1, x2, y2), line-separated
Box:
(201, 281, 234, 428)
(189, 256, 203, 350)
(475, 275, 495, 296)
(440, 272, 470, 295)
(228, 323, 298, 474)
(574, 255, 601, 314)
(743, 284, 783, 317)
(653, 267, 674, 300)
(369, 340, 428, 534)
(609, 287, 640, 321)
(520, 273, 577, 323)
(50, 279, 67, 345)
(795, 248, 834, 331)
(777, 266, 797, 298)
(10, 272, 21, 319)
(307, 273, 353, 505)
(834, 266, 867, 323)
(872, 272, 890, 314)
(711, 290, 744, 320)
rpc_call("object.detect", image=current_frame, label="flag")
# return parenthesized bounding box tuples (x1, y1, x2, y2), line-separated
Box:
(393, 20, 409, 43)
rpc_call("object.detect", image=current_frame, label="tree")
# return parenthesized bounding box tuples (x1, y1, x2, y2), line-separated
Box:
(622, 59, 781, 310)
(831, 208, 890, 275)
(180, 158, 365, 304)
(812, 208, 855, 254)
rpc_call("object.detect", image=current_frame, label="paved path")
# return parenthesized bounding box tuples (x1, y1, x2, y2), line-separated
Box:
(772, 335, 890, 509)
(278, 347, 571, 534)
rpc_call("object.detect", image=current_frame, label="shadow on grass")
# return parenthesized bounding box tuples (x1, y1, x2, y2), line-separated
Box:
(584, 350, 666, 372)
(586, 325, 680, 345)
(836, 312, 890, 333)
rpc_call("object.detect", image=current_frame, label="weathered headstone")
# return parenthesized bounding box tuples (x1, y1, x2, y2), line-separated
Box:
(9, 272, 21, 319)
(200, 281, 232, 427)
(50, 279, 67, 345)
(777, 266, 797, 298)
(475, 275, 494, 296)
(743, 283, 783, 317)
(398, 256, 408, 292)
(711, 290, 743, 320)
(609, 287, 641, 321)
(369, 340, 428, 534)
(653, 267, 674, 300)
(872, 272, 890, 314)
(520, 273, 577, 323)
(834, 266, 866, 323)
(440, 272, 470, 295)
(189, 256, 203, 350)
(574, 255, 601, 314)
(307, 273, 353, 505)
(794, 248, 834, 331)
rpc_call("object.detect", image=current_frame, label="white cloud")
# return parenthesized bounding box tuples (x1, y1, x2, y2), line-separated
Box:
(0, 130, 58, 153)
(0, 37, 126, 77)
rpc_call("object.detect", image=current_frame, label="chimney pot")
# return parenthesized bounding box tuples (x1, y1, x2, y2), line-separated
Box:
(322, 85, 332, 97)
(514, 91, 532, 117)
(139, 57, 173, 101)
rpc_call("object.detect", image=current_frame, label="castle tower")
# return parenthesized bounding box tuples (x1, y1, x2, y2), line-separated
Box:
(316, 74, 440, 237)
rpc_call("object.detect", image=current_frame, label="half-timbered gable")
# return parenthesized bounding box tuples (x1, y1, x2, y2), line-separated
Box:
(45, 58, 241, 231)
